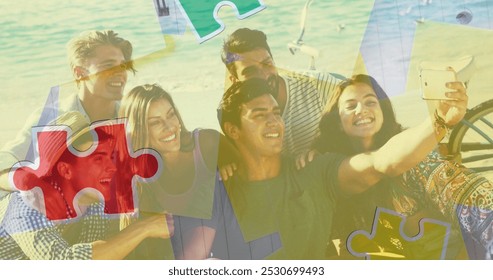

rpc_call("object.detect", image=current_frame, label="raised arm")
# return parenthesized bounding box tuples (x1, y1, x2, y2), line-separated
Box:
(339, 81, 467, 194)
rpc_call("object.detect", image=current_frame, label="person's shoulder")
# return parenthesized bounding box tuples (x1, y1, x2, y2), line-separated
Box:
(1, 192, 55, 230)
(58, 92, 81, 113)
(197, 129, 220, 154)
(288, 152, 345, 181)
(198, 129, 220, 142)
(280, 153, 341, 176)
(3, 192, 31, 213)
(281, 69, 343, 80)
(309, 152, 346, 166)
(279, 70, 308, 82)
(281, 71, 342, 94)
(196, 128, 221, 172)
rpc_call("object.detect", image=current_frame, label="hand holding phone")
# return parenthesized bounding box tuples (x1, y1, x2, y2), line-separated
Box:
(419, 68, 457, 100)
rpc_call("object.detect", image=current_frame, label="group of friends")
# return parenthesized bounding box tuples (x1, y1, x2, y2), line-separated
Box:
(0, 27, 492, 260)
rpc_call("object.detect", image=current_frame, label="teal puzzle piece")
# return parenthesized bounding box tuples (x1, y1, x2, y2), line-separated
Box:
(176, 0, 266, 42)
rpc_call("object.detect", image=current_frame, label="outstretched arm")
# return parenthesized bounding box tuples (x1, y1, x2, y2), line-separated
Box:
(339, 81, 467, 194)
(4, 191, 173, 260)
(92, 214, 174, 260)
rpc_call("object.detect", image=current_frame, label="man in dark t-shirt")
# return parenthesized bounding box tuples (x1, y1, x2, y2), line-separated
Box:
(177, 77, 465, 259)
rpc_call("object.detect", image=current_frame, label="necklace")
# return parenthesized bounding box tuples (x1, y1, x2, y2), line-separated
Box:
(53, 181, 76, 219)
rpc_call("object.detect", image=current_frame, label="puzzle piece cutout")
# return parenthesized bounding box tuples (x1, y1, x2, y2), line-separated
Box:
(9, 121, 160, 221)
(173, 0, 266, 42)
(347, 207, 451, 260)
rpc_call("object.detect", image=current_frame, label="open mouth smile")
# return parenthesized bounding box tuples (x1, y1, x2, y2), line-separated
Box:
(353, 117, 374, 126)
(160, 133, 177, 142)
(99, 178, 112, 185)
(263, 132, 281, 138)
(109, 82, 123, 87)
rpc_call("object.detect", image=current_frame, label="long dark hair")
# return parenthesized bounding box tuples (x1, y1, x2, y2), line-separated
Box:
(314, 75, 407, 257)
(313, 74, 403, 155)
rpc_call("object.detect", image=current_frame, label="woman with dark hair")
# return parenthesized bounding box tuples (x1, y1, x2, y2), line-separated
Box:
(310, 74, 493, 259)
(313, 74, 403, 155)
(119, 84, 223, 259)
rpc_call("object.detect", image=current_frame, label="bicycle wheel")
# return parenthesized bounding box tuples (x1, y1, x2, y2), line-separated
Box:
(448, 99, 493, 178)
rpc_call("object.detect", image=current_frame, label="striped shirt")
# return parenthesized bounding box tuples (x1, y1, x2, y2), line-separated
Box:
(0, 192, 114, 260)
(280, 71, 340, 156)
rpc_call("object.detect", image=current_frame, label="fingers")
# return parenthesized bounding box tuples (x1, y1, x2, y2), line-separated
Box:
(437, 97, 468, 127)
(442, 85, 468, 110)
(296, 150, 317, 170)
(165, 213, 175, 237)
(296, 154, 306, 170)
(219, 163, 237, 181)
(444, 66, 468, 92)
(443, 81, 468, 115)
(439, 99, 468, 110)
(444, 90, 467, 101)
(307, 150, 316, 162)
(219, 169, 228, 181)
(446, 81, 467, 94)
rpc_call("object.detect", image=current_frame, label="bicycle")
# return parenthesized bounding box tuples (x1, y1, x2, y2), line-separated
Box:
(447, 99, 493, 175)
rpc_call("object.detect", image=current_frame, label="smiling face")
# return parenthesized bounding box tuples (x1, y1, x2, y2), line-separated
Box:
(338, 83, 384, 146)
(147, 98, 181, 155)
(68, 140, 117, 200)
(233, 94, 284, 157)
(79, 44, 128, 101)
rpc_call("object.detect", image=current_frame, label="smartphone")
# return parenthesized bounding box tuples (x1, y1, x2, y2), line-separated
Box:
(419, 68, 457, 100)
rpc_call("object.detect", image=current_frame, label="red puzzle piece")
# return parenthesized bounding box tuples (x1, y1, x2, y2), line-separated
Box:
(9, 120, 160, 221)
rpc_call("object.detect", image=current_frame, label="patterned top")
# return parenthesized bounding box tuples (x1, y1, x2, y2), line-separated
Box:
(0, 192, 114, 260)
(398, 151, 493, 259)
(280, 71, 340, 156)
(330, 151, 493, 259)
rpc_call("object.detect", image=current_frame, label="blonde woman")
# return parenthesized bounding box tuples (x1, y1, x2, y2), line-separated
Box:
(119, 84, 222, 259)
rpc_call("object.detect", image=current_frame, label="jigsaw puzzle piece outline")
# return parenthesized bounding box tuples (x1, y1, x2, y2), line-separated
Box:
(175, 0, 266, 43)
(10, 124, 105, 220)
(9, 119, 161, 221)
(347, 207, 451, 259)
(109, 120, 162, 215)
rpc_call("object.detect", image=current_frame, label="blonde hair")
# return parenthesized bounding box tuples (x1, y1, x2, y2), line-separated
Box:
(119, 84, 192, 152)
(119, 84, 193, 230)
(67, 30, 136, 73)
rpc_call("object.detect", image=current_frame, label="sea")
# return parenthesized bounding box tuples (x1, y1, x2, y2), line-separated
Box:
(1, 0, 493, 145)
